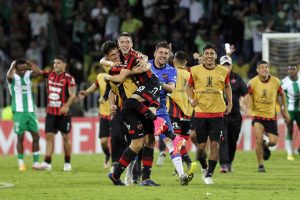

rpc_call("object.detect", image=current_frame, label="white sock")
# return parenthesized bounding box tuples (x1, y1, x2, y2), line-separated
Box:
(18, 159, 24, 166)
(285, 139, 293, 156)
(171, 155, 184, 177)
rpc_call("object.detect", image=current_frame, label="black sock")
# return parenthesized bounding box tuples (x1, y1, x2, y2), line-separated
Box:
(180, 146, 192, 165)
(64, 155, 71, 163)
(141, 147, 154, 180)
(162, 127, 176, 140)
(197, 151, 208, 169)
(114, 147, 137, 179)
(45, 156, 52, 164)
(206, 160, 217, 177)
(103, 147, 110, 163)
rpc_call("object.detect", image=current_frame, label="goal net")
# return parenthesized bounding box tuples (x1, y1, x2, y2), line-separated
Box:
(262, 33, 300, 79)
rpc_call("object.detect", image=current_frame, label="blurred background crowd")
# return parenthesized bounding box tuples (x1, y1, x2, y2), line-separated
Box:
(0, 0, 299, 110)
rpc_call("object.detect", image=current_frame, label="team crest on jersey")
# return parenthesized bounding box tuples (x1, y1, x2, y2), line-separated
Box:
(206, 76, 213, 87)
(231, 78, 236, 84)
(162, 73, 169, 80)
(261, 89, 267, 99)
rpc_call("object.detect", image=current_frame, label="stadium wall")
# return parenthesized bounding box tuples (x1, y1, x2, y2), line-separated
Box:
(0, 116, 299, 155)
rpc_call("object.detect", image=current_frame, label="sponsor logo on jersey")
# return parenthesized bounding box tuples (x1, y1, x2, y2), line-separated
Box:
(49, 86, 61, 93)
(49, 100, 62, 107)
(49, 92, 60, 101)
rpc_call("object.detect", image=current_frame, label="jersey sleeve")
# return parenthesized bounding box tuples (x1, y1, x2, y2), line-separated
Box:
(225, 72, 230, 85)
(247, 83, 253, 94)
(67, 75, 76, 88)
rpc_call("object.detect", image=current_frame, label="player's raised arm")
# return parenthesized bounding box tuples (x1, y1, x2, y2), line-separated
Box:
(6, 60, 17, 82)
(26, 59, 42, 77)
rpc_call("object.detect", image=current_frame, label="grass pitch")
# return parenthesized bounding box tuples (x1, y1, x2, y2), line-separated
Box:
(0, 151, 299, 200)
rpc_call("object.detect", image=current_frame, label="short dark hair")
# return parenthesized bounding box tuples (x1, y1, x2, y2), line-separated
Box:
(54, 55, 67, 63)
(155, 41, 170, 51)
(174, 51, 186, 64)
(118, 32, 133, 41)
(257, 60, 269, 68)
(15, 58, 26, 66)
(203, 43, 217, 52)
(101, 40, 118, 56)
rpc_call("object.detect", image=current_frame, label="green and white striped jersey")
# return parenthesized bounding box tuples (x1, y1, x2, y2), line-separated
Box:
(281, 75, 300, 111)
(7, 70, 36, 112)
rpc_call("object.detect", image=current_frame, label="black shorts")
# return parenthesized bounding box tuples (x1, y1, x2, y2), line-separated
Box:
(45, 114, 71, 134)
(133, 78, 160, 108)
(99, 117, 110, 138)
(252, 118, 278, 136)
(110, 108, 130, 144)
(194, 117, 224, 143)
(122, 107, 154, 140)
(171, 117, 191, 140)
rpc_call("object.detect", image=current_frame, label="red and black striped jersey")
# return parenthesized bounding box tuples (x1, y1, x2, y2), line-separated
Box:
(42, 70, 76, 115)
(122, 50, 155, 85)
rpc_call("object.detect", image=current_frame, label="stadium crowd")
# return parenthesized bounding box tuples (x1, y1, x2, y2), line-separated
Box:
(1, 0, 300, 87)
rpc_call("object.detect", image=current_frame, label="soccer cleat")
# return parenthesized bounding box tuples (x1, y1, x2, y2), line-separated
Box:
(227, 164, 233, 172)
(40, 162, 52, 171)
(204, 177, 214, 185)
(153, 117, 165, 136)
(139, 179, 160, 186)
(156, 152, 166, 166)
(32, 162, 43, 170)
(258, 165, 266, 173)
(187, 161, 198, 181)
(179, 174, 189, 186)
(263, 140, 271, 160)
(19, 163, 26, 171)
(287, 155, 295, 161)
(220, 164, 228, 173)
(63, 163, 72, 172)
(108, 172, 125, 186)
(172, 136, 184, 156)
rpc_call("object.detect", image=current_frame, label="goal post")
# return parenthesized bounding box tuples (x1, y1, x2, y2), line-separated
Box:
(262, 33, 300, 79)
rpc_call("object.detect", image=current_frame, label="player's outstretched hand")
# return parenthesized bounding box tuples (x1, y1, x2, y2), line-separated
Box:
(60, 105, 69, 114)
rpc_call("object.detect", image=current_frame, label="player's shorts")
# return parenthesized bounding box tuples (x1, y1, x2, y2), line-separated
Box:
(194, 117, 224, 143)
(133, 78, 160, 108)
(252, 118, 278, 136)
(13, 112, 39, 134)
(288, 111, 300, 127)
(122, 107, 153, 140)
(99, 116, 110, 138)
(45, 114, 71, 134)
(170, 117, 191, 140)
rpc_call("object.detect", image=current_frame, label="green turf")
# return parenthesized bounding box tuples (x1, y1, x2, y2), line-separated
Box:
(0, 151, 299, 200)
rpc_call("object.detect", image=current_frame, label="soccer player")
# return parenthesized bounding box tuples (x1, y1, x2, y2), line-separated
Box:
(168, 51, 198, 178)
(219, 55, 247, 172)
(6, 59, 42, 171)
(245, 61, 290, 172)
(281, 65, 300, 161)
(101, 41, 160, 186)
(40, 55, 76, 171)
(78, 64, 112, 168)
(186, 44, 233, 184)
